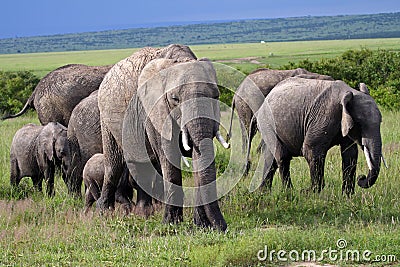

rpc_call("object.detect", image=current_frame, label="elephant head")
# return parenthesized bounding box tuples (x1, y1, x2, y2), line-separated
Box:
(341, 83, 383, 188)
(123, 58, 228, 231)
(38, 122, 69, 165)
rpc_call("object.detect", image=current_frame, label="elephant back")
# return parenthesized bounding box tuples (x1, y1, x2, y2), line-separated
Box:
(34, 64, 111, 126)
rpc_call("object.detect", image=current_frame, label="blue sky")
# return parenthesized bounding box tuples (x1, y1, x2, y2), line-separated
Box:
(1, 0, 399, 38)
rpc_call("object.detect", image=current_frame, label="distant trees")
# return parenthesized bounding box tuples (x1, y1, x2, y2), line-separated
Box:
(0, 71, 39, 115)
(1, 12, 400, 54)
(283, 49, 400, 110)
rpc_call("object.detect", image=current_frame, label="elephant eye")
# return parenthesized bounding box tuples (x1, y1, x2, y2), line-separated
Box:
(171, 95, 180, 103)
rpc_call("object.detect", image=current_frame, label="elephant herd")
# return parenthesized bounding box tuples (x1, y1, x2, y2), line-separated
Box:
(4, 44, 384, 231)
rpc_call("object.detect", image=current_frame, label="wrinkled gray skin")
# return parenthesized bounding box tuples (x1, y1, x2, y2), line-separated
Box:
(3, 64, 111, 126)
(254, 77, 382, 195)
(65, 91, 102, 197)
(228, 68, 333, 153)
(83, 153, 134, 214)
(10, 122, 69, 196)
(97, 44, 227, 231)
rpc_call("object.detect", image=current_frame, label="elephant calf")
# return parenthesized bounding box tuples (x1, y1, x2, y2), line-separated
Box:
(10, 122, 69, 196)
(83, 153, 133, 214)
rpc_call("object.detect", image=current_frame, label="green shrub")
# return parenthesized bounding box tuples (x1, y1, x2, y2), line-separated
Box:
(0, 71, 39, 115)
(283, 48, 400, 110)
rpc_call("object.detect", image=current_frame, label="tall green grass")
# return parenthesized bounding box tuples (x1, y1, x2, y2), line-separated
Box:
(0, 109, 399, 266)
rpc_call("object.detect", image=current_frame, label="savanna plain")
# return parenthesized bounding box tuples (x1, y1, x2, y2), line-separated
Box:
(0, 39, 400, 266)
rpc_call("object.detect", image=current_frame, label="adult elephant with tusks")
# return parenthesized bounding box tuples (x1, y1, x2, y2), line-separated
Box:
(251, 77, 386, 195)
(97, 44, 229, 231)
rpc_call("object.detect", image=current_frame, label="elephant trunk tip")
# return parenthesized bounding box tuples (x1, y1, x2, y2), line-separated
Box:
(357, 169, 379, 189)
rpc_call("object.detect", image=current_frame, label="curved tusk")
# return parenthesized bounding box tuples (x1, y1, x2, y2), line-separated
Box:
(181, 129, 191, 151)
(216, 131, 230, 149)
(181, 156, 190, 167)
(381, 154, 388, 169)
(363, 146, 373, 171)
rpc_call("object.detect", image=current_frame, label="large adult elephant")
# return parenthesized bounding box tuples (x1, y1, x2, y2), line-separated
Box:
(3, 64, 111, 126)
(253, 77, 383, 195)
(97, 44, 228, 231)
(227, 68, 333, 152)
(64, 91, 102, 196)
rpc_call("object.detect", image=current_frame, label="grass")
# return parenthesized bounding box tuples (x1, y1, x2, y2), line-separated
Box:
(0, 40, 400, 266)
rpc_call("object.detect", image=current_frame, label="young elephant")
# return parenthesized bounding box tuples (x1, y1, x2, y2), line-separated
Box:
(10, 122, 69, 196)
(83, 153, 133, 214)
(253, 78, 383, 195)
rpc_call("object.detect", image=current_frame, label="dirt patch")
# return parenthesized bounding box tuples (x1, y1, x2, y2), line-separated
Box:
(216, 56, 263, 64)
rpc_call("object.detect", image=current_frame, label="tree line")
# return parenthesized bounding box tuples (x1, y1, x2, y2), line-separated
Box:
(1, 12, 400, 54)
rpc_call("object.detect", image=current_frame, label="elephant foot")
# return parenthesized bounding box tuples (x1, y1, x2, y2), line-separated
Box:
(163, 205, 183, 224)
(96, 197, 115, 213)
(193, 206, 212, 229)
(119, 203, 133, 216)
(342, 184, 355, 197)
(134, 201, 154, 218)
(153, 199, 164, 212)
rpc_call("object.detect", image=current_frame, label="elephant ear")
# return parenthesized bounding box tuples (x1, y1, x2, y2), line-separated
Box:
(122, 94, 150, 163)
(136, 58, 177, 141)
(341, 91, 354, 137)
(359, 83, 370, 95)
(36, 123, 56, 165)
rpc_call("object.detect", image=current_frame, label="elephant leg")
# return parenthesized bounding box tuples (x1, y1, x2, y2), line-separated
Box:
(262, 159, 278, 190)
(152, 162, 164, 208)
(239, 118, 249, 154)
(84, 188, 96, 214)
(161, 161, 183, 224)
(340, 139, 358, 196)
(305, 151, 326, 193)
(44, 162, 55, 197)
(32, 175, 43, 192)
(10, 159, 20, 186)
(97, 128, 123, 211)
(129, 162, 155, 218)
(277, 158, 293, 189)
(274, 143, 293, 189)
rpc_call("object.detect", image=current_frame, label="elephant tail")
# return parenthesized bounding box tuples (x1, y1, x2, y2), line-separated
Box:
(2, 93, 35, 120)
(226, 98, 235, 142)
(245, 115, 257, 175)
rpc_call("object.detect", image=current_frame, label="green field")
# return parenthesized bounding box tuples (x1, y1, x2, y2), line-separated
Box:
(2, 38, 400, 77)
(0, 40, 399, 266)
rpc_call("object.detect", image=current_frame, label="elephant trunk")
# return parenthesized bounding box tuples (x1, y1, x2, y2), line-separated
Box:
(357, 136, 382, 188)
(187, 118, 227, 231)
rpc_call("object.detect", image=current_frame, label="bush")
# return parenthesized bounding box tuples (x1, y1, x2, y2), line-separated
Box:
(0, 71, 39, 115)
(283, 48, 400, 110)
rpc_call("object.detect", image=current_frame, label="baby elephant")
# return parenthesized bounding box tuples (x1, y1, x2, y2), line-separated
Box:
(10, 122, 69, 196)
(83, 153, 134, 214)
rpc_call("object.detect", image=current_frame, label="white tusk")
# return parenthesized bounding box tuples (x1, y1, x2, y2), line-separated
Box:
(181, 156, 190, 167)
(363, 146, 373, 171)
(181, 129, 191, 151)
(216, 131, 230, 149)
(381, 154, 388, 169)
